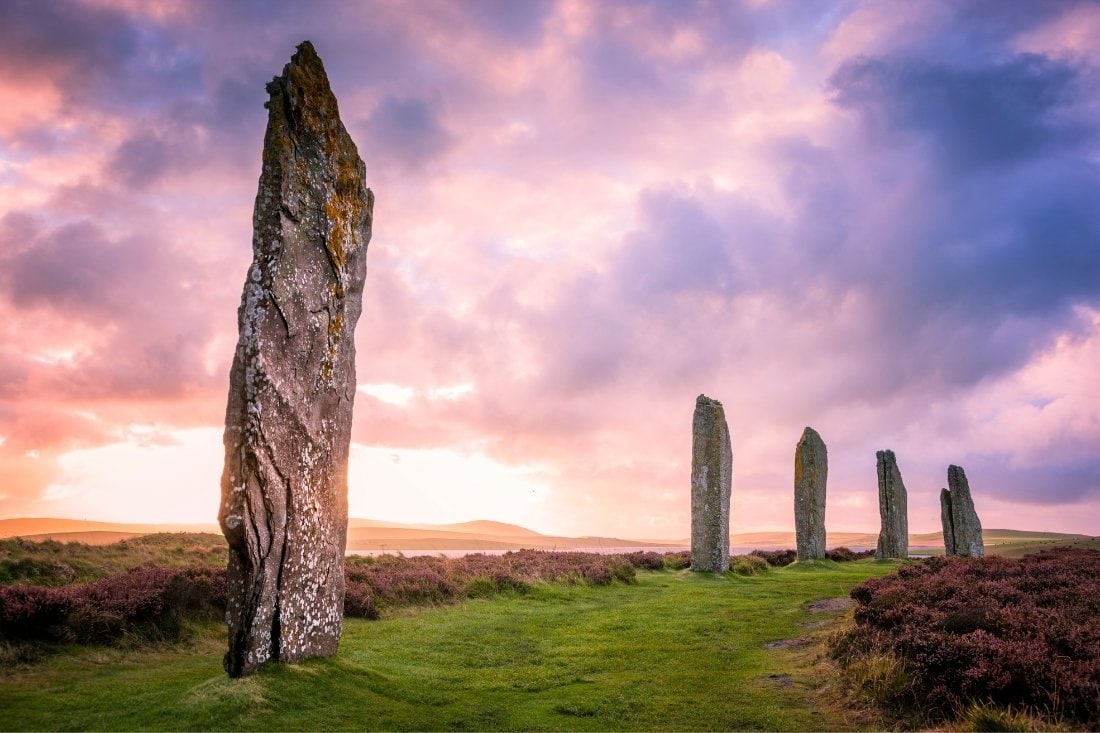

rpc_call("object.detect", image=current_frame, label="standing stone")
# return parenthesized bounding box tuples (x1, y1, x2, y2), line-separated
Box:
(218, 41, 372, 677)
(939, 488, 957, 555)
(941, 465, 984, 557)
(794, 427, 827, 560)
(690, 395, 732, 572)
(875, 450, 908, 559)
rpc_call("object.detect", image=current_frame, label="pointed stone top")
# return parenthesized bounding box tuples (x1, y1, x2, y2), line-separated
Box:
(799, 426, 824, 445)
(267, 39, 329, 95)
(263, 41, 351, 150)
(696, 394, 722, 406)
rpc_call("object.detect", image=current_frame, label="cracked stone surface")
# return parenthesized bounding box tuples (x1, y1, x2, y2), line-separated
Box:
(941, 465, 984, 558)
(218, 41, 372, 677)
(875, 449, 908, 559)
(794, 427, 827, 560)
(690, 395, 732, 572)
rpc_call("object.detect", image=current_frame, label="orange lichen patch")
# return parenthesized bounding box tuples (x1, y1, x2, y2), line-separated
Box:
(327, 311, 343, 337)
(323, 196, 348, 271)
(320, 129, 366, 277)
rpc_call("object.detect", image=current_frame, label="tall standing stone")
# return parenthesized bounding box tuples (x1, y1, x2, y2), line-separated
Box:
(794, 427, 827, 559)
(690, 395, 732, 572)
(940, 465, 984, 557)
(218, 41, 372, 677)
(875, 450, 908, 559)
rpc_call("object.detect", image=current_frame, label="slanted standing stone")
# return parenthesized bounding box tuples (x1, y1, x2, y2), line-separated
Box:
(794, 427, 827, 559)
(940, 465, 984, 557)
(218, 41, 372, 677)
(875, 450, 908, 559)
(690, 395, 732, 572)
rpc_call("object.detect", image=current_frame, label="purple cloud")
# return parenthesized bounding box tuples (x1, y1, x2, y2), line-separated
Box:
(360, 96, 455, 170)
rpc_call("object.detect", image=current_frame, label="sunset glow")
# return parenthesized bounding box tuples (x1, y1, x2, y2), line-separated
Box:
(1, 0, 1098, 539)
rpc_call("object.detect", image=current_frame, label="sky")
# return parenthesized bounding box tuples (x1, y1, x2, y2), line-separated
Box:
(1, 0, 1099, 540)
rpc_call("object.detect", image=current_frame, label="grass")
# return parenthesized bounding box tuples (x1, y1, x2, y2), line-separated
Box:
(983, 535, 1100, 558)
(0, 560, 898, 731)
(0, 534, 226, 584)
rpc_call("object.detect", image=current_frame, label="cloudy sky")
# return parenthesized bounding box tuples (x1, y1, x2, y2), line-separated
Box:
(1, 0, 1098, 539)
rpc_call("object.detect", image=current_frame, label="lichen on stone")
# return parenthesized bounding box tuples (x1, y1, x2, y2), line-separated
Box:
(218, 40, 372, 678)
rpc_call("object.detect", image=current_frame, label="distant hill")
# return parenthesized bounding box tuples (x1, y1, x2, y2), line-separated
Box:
(3, 518, 1088, 552)
(0, 518, 220, 539)
(0, 517, 678, 551)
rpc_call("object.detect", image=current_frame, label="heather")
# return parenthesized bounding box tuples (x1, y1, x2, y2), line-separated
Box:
(746, 547, 874, 567)
(344, 549, 641, 613)
(832, 547, 1100, 728)
(0, 566, 227, 647)
(0, 547, 652, 651)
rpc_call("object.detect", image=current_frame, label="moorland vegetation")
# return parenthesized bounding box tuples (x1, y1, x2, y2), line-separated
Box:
(832, 547, 1100, 729)
(1, 533, 1097, 730)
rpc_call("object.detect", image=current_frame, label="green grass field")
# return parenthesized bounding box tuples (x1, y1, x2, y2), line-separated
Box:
(0, 561, 898, 731)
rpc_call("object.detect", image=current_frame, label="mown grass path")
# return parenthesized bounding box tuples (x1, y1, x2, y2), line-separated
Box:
(0, 561, 898, 731)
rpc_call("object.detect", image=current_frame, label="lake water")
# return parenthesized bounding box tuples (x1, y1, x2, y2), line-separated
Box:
(346, 546, 689, 558)
(346, 544, 938, 559)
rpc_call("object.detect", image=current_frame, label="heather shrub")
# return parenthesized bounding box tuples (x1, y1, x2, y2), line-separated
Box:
(343, 584, 379, 619)
(662, 551, 692, 570)
(826, 547, 875, 562)
(342, 549, 635, 612)
(0, 566, 227, 645)
(609, 558, 637, 584)
(730, 554, 770, 576)
(345, 561, 459, 609)
(624, 551, 665, 570)
(0, 584, 75, 640)
(749, 549, 797, 567)
(834, 548, 1100, 728)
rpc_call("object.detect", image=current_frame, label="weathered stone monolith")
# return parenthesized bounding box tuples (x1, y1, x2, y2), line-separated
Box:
(794, 427, 827, 559)
(939, 488, 957, 555)
(218, 41, 372, 677)
(690, 395, 732, 572)
(875, 450, 908, 559)
(940, 465, 984, 557)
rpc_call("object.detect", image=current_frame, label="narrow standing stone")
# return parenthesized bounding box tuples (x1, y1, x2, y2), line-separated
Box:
(218, 41, 373, 677)
(875, 450, 908, 559)
(940, 488, 957, 555)
(794, 427, 827, 560)
(941, 465, 984, 557)
(690, 395, 732, 572)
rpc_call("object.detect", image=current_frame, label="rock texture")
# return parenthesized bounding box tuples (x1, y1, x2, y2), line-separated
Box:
(875, 450, 908, 559)
(940, 465, 984, 557)
(218, 41, 372, 677)
(940, 489, 956, 555)
(690, 395, 732, 572)
(794, 427, 827, 560)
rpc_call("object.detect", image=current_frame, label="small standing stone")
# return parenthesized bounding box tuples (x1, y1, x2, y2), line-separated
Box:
(218, 41, 372, 677)
(690, 395, 732, 572)
(794, 427, 827, 560)
(941, 465, 984, 557)
(875, 450, 908, 559)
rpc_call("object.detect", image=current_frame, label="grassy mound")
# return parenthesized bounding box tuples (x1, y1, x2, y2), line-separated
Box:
(0, 561, 897, 731)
